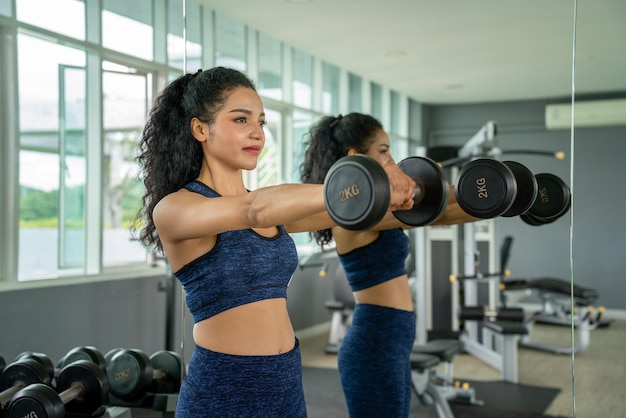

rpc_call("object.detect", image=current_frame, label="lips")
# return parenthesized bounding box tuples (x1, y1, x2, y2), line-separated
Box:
(243, 146, 262, 155)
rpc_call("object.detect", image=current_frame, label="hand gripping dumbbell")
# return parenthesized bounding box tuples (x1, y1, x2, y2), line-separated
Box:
(0, 358, 51, 407)
(454, 158, 570, 221)
(15, 346, 107, 383)
(324, 155, 449, 230)
(107, 349, 184, 403)
(7, 360, 108, 418)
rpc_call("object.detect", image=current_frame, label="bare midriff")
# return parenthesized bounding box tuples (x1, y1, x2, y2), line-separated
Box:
(353, 275, 414, 312)
(192, 298, 295, 356)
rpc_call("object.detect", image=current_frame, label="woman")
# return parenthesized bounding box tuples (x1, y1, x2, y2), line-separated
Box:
(300, 112, 477, 417)
(135, 68, 415, 417)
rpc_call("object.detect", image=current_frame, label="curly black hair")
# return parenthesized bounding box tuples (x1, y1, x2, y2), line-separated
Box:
(134, 67, 256, 253)
(300, 112, 383, 247)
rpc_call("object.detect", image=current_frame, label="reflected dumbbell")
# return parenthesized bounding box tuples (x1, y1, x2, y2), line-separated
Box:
(324, 155, 449, 230)
(107, 349, 184, 403)
(455, 158, 570, 222)
(7, 360, 108, 418)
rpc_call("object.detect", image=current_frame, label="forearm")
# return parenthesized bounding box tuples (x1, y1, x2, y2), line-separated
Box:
(247, 183, 326, 228)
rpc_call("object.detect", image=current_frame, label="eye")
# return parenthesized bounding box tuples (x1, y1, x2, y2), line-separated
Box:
(235, 117, 247, 123)
(259, 120, 267, 127)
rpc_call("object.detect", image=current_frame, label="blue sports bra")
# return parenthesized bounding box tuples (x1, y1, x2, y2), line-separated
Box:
(173, 180, 298, 323)
(338, 228, 410, 292)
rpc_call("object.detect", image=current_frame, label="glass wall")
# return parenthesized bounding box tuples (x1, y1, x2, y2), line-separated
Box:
(0, 0, 410, 283)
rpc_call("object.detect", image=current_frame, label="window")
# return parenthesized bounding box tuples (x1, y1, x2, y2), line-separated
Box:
(322, 62, 340, 115)
(348, 73, 362, 112)
(101, 63, 152, 266)
(215, 12, 246, 71)
(371, 82, 383, 121)
(293, 49, 313, 108)
(16, 0, 85, 40)
(17, 34, 86, 280)
(258, 33, 283, 100)
(0, 0, 11, 17)
(168, 0, 203, 72)
(102, 0, 153, 61)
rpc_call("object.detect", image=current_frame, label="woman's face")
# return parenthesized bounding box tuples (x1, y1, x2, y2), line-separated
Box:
(364, 128, 394, 166)
(205, 86, 266, 171)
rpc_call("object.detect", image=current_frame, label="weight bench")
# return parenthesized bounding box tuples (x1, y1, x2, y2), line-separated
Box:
(411, 352, 456, 418)
(499, 235, 610, 355)
(411, 339, 484, 409)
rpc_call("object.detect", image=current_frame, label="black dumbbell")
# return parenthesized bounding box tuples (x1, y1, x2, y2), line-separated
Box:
(0, 358, 51, 407)
(458, 306, 526, 322)
(454, 158, 570, 222)
(520, 173, 571, 226)
(107, 349, 184, 402)
(323, 155, 449, 230)
(7, 360, 108, 418)
(15, 346, 107, 381)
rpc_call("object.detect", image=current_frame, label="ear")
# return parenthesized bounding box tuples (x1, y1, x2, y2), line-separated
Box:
(190, 117, 208, 142)
(347, 148, 358, 156)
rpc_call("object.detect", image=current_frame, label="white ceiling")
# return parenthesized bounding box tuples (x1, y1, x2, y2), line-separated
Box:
(196, 0, 626, 105)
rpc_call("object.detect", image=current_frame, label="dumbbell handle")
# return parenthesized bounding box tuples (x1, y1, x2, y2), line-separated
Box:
(0, 383, 25, 405)
(58, 383, 84, 405)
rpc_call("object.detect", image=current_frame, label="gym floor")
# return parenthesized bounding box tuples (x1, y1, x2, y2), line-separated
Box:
(299, 319, 626, 418)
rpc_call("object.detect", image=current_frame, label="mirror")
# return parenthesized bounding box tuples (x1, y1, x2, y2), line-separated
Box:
(176, 1, 625, 417)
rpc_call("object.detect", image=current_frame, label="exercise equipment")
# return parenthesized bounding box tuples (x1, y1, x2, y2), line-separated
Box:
(323, 264, 355, 354)
(15, 346, 107, 382)
(455, 158, 570, 222)
(323, 155, 449, 230)
(107, 349, 183, 402)
(520, 173, 571, 226)
(0, 358, 51, 406)
(7, 360, 108, 418)
(458, 306, 525, 322)
(499, 235, 610, 354)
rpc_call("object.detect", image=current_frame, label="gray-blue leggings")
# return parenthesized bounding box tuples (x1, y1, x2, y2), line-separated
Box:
(176, 339, 306, 417)
(338, 303, 416, 418)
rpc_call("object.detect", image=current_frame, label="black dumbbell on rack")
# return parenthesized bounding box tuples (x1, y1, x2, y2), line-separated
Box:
(107, 349, 184, 405)
(0, 358, 51, 408)
(15, 346, 107, 383)
(7, 360, 109, 418)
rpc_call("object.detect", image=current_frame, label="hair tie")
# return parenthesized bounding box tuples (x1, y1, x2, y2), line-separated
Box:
(329, 114, 343, 128)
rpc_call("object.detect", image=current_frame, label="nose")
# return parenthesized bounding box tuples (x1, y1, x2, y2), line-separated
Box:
(251, 123, 265, 140)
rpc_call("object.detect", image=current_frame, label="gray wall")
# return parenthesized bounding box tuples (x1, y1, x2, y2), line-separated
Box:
(415, 97, 626, 310)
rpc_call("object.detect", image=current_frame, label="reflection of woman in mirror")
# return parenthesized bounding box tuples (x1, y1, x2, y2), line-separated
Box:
(135, 68, 415, 417)
(301, 112, 477, 417)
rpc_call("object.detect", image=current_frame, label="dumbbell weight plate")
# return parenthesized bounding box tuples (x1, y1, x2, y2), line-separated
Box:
(527, 173, 571, 221)
(324, 155, 390, 230)
(58, 346, 107, 374)
(501, 161, 538, 217)
(107, 349, 153, 401)
(393, 156, 449, 226)
(149, 350, 184, 393)
(520, 212, 547, 226)
(55, 360, 108, 415)
(455, 159, 517, 218)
